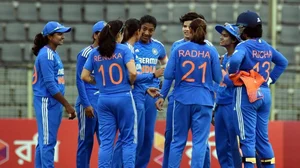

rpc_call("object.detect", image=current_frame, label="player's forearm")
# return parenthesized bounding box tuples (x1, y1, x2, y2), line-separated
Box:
(129, 73, 137, 85)
(135, 73, 154, 83)
(76, 78, 91, 108)
(82, 75, 96, 85)
(52, 92, 72, 108)
(81, 69, 96, 85)
(160, 79, 173, 99)
(44, 80, 60, 96)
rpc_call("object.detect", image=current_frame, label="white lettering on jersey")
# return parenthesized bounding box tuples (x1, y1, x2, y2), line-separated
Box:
(138, 57, 158, 64)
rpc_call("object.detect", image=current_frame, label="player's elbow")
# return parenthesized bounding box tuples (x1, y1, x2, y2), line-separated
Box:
(164, 71, 173, 80)
(81, 69, 90, 82)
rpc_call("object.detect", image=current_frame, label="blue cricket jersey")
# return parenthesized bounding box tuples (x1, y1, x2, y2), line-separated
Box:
(164, 41, 222, 106)
(161, 39, 217, 100)
(32, 46, 65, 97)
(84, 44, 134, 94)
(125, 42, 154, 95)
(228, 38, 288, 87)
(75, 45, 98, 108)
(134, 38, 167, 89)
(215, 53, 235, 105)
(160, 39, 186, 99)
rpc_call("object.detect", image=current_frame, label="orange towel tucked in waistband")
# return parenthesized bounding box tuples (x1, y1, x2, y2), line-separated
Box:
(229, 70, 265, 103)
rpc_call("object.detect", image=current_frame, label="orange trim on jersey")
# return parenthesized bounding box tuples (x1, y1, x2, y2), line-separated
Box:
(229, 70, 265, 103)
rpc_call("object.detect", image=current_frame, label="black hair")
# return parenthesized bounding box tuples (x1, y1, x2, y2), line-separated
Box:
(140, 15, 157, 29)
(179, 12, 206, 24)
(97, 20, 123, 58)
(122, 18, 141, 43)
(190, 18, 207, 45)
(228, 34, 240, 46)
(241, 24, 262, 39)
(92, 31, 100, 43)
(32, 33, 49, 56)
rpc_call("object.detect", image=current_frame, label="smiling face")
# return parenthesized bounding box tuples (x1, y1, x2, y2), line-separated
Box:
(140, 23, 155, 43)
(182, 20, 192, 40)
(48, 32, 65, 46)
(219, 30, 235, 47)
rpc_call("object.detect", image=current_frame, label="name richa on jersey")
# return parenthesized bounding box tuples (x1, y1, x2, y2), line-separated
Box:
(252, 50, 272, 58)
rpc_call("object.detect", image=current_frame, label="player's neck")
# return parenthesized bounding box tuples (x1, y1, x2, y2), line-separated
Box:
(226, 47, 235, 56)
(127, 37, 136, 46)
(47, 43, 57, 51)
(184, 37, 190, 41)
(92, 41, 98, 48)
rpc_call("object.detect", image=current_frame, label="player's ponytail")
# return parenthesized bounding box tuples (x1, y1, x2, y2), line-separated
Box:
(32, 33, 49, 56)
(122, 18, 141, 43)
(190, 18, 207, 45)
(98, 20, 123, 58)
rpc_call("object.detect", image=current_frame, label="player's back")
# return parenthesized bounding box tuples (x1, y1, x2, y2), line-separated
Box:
(89, 44, 133, 94)
(237, 39, 276, 87)
(174, 42, 220, 87)
(171, 41, 222, 106)
(33, 46, 65, 97)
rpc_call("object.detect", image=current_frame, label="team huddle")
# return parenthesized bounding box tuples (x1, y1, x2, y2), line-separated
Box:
(31, 10, 288, 168)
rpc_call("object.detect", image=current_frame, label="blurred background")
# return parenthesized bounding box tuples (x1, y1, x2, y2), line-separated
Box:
(0, 0, 299, 120)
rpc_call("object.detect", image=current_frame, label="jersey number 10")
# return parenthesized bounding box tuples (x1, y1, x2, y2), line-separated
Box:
(98, 63, 123, 86)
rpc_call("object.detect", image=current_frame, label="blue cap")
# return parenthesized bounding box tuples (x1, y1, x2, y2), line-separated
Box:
(92, 21, 106, 34)
(215, 23, 242, 42)
(42, 21, 71, 37)
(235, 10, 262, 28)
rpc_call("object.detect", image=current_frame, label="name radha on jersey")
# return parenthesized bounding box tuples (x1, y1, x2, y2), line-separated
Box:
(94, 53, 123, 62)
(178, 49, 211, 58)
(252, 50, 272, 59)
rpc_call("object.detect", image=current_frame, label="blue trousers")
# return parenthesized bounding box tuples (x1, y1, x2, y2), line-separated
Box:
(112, 92, 146, 168)
(168, 101, 212, 168)
(98, 92, 137, 168)
(214, 103, 241, 168)
(135, 93, 158, 168)
(76, 91, 100, 168)
(163, 96, 211, 168)
(34, 96, 63, 168)
(233, 87, 275, 168)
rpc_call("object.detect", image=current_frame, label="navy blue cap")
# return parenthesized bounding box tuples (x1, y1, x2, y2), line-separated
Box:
(236, 10, 262, 28)
(92, 21, 106, 34)
(42, 21, 71, 37)
(215, 23, 242, 42)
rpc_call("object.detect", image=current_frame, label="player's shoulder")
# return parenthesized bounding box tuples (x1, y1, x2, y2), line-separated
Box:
(79, 45, 93, 58)
(236, 40, 248, 48)
(204, 39, 214, 47)
(258, 38, 271, 46)
(116, 43, 130, 50)
(175, 41, 191, 49)
(89, 47, 99, 56)
(172, 39, 185, 45)
(38, 47, 55, 60)
(116, 43, 132, 54)
(152, 38, 165, 48)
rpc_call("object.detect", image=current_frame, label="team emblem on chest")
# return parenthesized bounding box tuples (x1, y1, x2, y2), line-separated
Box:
(152, 48, 158, 55)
